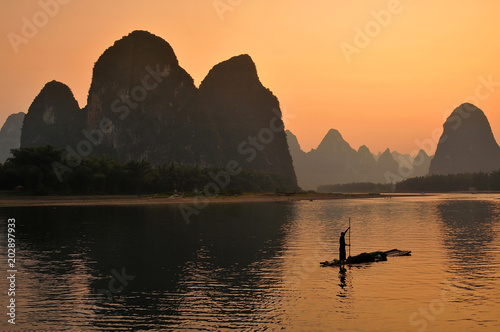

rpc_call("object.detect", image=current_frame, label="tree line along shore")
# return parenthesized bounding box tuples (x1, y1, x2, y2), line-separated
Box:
(1, 146, 499, 197)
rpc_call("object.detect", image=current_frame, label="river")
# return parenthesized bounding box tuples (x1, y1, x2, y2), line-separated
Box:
(0, 194, 499, 331)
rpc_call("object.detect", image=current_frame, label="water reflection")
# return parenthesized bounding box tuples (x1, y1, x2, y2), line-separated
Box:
(0, 203, 294, 330)
(338, 269, 347, 289)
(437, 200, 499, 271)
(1, 196, 499, 330)
(436, 199, 500, 304)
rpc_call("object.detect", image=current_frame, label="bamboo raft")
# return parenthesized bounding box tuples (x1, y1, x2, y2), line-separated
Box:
(320, 249, 411, 267)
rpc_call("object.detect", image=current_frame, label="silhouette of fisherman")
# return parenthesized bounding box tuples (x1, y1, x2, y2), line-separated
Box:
(339, 227, 350, 270)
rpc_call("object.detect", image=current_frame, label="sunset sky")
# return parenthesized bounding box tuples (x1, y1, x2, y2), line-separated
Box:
(1, 0, 500, 155)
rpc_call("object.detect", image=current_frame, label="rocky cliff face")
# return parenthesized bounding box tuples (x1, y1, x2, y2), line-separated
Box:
(20, 81, 83, 149)
(429, 103, 500, 175)
(199, 54, 297, 188)
(85, 30, 223, 165)
(0, 112, 25, 163)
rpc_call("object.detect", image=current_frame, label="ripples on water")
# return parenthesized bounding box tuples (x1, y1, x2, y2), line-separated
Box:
(0, 194, 499, 331)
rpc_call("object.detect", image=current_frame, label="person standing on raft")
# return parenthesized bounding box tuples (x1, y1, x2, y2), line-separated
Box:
(339, 227, 350, 267)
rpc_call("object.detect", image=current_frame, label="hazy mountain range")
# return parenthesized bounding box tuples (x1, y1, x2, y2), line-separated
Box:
(286, 129, 432, 190)
(286, 102, 500, 190)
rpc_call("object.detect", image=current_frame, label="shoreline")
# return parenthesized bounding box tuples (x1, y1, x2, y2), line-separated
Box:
(0, 193, 422, 208)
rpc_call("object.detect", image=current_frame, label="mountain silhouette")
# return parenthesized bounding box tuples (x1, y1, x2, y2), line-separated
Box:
(200, 54, 297, 187)
(20, 80, 83, 149)
(412, 150, 432, 177)
(287, 129, 432, 190)
(287, 129, 382, 189)
(376, 148, 400, 183)
(0, 112, 25, 163)
(85, 30, 224, 165)
(429, 103, 500, 175)
(18, 30, 298, 190)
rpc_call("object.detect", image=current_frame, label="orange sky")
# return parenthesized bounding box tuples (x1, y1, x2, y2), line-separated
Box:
(1, 0, 500, 155)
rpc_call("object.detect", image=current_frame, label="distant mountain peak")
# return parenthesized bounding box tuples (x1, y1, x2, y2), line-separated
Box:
(380, 148, 392, 156)
(26, 80, 80, 118)
(316, 128, 354, 153)
(0, 112, 25, 163)
(430, 103, 500, 175)
(416, 149, 429, 158)
(113, 30, 177, 59)
(225, 53, 255, 67)
(200, 54, 260, 90)
(20, 80, 82, 149)
(45, 79, 70, 90)
(217, 54, 256, 71)
(127, 30, 160, 37)
(358, 145, 374, 160)
(377, 149, 398, 168)
(38, 80, 78, 105)
(89, 30, 181, 94)
(444, 103, 489, 129)
(453, 102, 479, 113)
(377, 148, 397, 165)
(358, 145, 370, 152)
(325, 128, 343, 139)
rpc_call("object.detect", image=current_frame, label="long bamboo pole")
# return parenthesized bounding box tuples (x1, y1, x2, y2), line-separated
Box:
(349, 217, 351, 264)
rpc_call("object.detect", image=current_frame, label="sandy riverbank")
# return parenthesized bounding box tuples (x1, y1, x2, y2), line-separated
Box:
(0, 193, 418, 208)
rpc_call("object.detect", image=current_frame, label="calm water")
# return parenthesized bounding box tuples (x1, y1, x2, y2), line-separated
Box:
(0, 194, 499, 331)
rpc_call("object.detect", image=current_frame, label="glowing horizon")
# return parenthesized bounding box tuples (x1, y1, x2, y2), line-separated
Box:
(1, 0, 500, 155)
